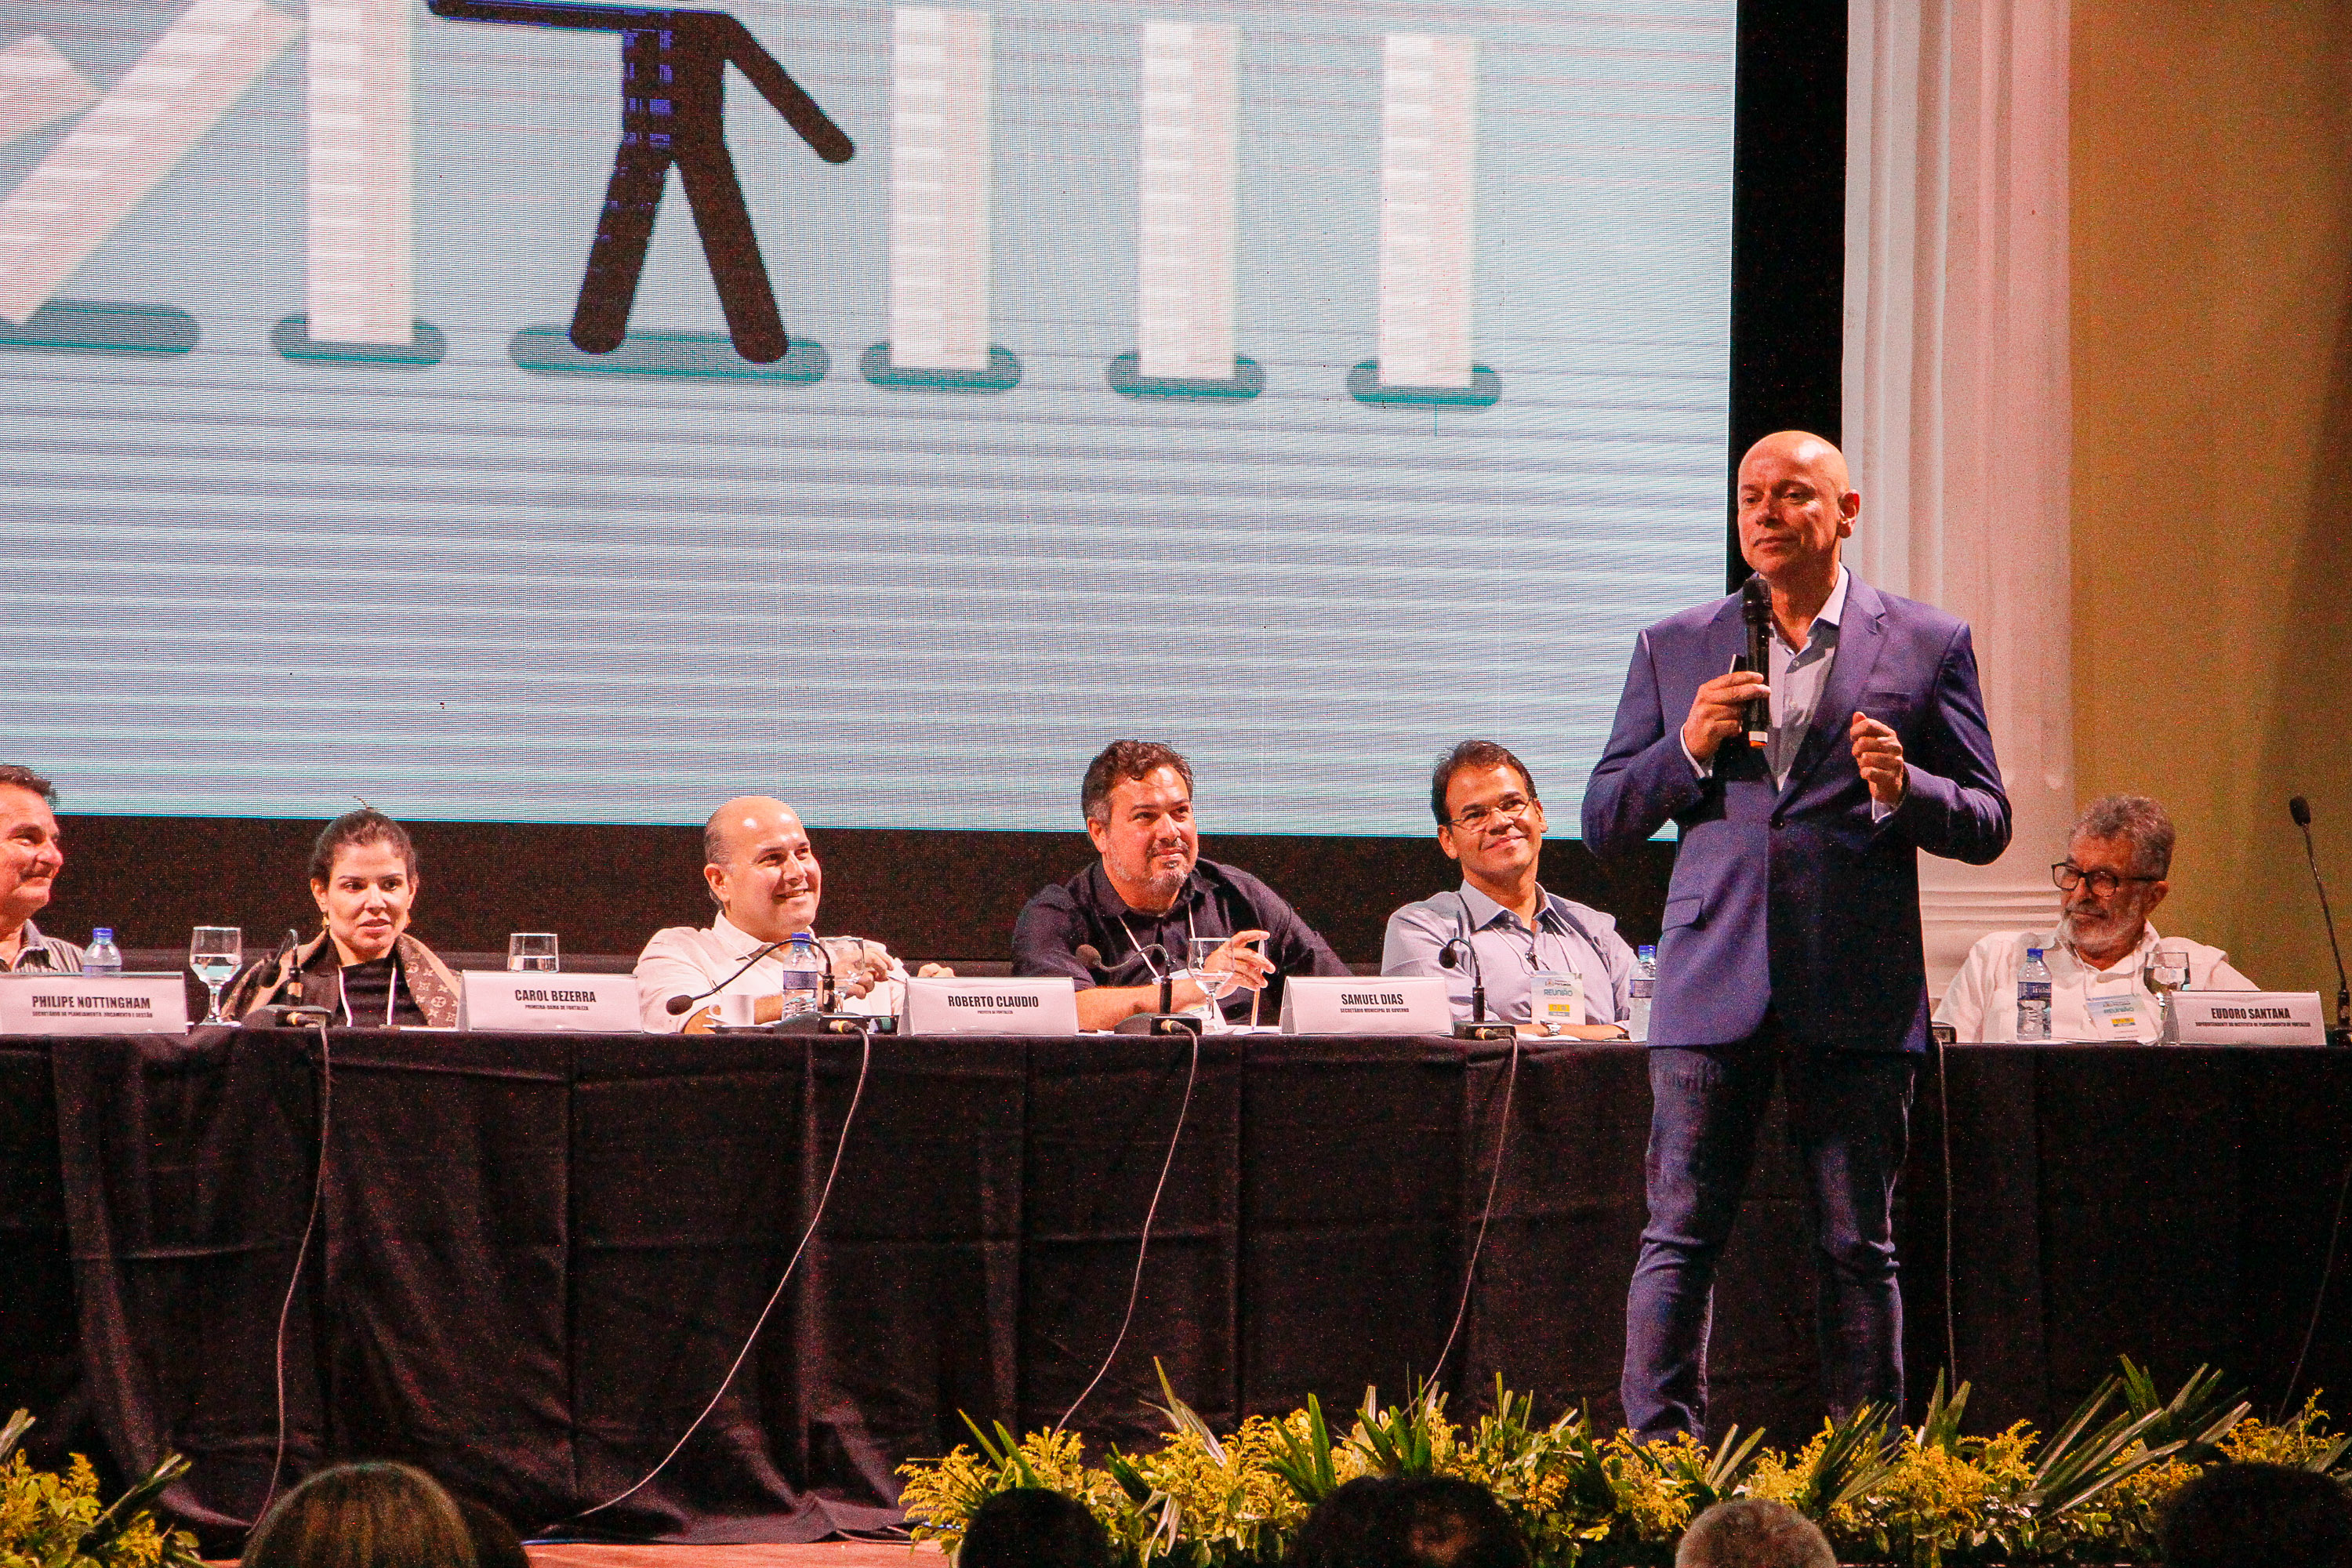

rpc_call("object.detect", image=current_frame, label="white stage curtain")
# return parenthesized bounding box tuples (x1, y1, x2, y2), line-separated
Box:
(1844, 0, 2074, 992)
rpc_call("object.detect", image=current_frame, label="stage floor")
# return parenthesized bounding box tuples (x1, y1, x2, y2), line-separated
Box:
(527, 1544, 938, 1568)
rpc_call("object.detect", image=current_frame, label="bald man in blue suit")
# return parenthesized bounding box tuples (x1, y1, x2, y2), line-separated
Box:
(1584, 431, 2010, 1443)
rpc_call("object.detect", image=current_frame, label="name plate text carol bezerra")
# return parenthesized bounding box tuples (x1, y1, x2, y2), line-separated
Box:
(459, 971, 641, 1032)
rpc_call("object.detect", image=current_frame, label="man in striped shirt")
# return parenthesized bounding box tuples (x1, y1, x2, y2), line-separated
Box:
(0, 765, 82, 973)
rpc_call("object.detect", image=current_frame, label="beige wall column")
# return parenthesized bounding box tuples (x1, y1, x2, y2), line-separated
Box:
(1845, 0, 2074, 991)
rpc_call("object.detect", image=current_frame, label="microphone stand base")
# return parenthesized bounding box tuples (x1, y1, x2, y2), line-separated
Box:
(1113, 1013, 1204, 1036)
(1453, 1021, 1515, 1042)
(2328, 1026, 2352, 1050)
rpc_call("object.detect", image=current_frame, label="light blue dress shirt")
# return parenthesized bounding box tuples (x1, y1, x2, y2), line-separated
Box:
(1381, 882, 1636, 1027)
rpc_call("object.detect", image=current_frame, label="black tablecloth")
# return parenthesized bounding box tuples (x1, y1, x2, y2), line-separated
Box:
(2, 1031, 2347, 1544)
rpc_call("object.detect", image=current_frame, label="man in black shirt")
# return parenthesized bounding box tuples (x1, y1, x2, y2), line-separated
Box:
(1012, 740, 1349, 1029)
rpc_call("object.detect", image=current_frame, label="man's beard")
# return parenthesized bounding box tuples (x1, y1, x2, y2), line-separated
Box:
(2058, 906, 2133, 954)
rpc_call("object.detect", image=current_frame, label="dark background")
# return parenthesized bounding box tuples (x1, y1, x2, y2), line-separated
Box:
(38, 815, 1679, 969)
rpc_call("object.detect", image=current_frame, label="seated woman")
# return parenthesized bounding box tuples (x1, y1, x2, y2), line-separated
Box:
(223, 808, 461, 1027)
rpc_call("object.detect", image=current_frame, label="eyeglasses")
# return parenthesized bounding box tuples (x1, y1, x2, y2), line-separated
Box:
(1450, 795, 1537, 830)
(2051, 862, 2160, 898)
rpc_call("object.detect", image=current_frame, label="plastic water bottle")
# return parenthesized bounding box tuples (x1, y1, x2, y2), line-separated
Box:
(81, 928, 122, 975)
(779, 931, 826, 1016)
(1629, 945, 1657, 1041)
(2016, 946, 2053, 1041)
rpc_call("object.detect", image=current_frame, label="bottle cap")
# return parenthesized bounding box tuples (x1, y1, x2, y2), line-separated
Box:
(93, 927, 112, 941)
(2026, 947, 2042, 960)
(1638, 944, 1657, 959)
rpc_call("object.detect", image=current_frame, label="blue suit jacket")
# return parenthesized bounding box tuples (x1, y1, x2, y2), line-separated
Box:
(1582, 575, 2011, 1052)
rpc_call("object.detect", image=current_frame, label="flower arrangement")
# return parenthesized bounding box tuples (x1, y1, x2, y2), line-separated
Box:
(895, 1359, 2351, 1566)
(0, 1410, 203, 1568)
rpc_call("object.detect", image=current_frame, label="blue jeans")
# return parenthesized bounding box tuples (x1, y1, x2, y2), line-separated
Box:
(1621, 1029, 1916, 1443)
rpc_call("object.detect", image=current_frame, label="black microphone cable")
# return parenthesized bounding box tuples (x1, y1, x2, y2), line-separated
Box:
(572, 1023, 875, 1521)
(260, 1018, 334, 1518)
(1935, 1026, 1958, 1386)
(1429, 1029, 1519, 1385)
(1056, 1026, 1200, 1432)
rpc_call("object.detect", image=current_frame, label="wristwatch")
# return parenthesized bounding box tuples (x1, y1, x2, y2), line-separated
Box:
(1541, 1020, 1563, 1036)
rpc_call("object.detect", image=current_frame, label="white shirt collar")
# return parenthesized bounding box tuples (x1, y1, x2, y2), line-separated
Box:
(713, 910, 786, 959)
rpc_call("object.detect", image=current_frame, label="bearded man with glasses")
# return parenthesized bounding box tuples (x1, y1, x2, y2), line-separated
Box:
(1936, 793, 2255, 1041)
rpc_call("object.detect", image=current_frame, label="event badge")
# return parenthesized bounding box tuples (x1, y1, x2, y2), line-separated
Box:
(1531, 970, 1585, 1029)
(2087, 992, 2144, 1039)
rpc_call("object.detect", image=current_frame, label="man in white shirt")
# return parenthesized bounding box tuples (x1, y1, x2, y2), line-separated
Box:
(1936, 794, 2254, 1042)
(633, 796, 944, 1032)
(1382, 740, 1633, 1036)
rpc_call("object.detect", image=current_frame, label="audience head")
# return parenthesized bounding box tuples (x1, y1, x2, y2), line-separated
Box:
(241, 1462, 478, 1568)
(0, 764, 64, 942)
(1080, 741, 1198, 914)
(452, 1497, 528, 1568)
(2056, 793, 2174, 965)
(1675, 1498, 1835, 1568)
(309, 809, 421, 965)
(958, 1487, 1112, 1568)
(2158, 1461, 2352, 1568)
(700, 796, 822, 944)
(1289, 1475, 1527, 1568)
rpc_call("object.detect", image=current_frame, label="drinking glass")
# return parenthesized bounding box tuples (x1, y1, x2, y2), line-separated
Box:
(507, 933, 559, 972)
(1189, 937, 1240, 1031)
(2149, 942, 2191, 1043)
(190, 927, 242, 1025)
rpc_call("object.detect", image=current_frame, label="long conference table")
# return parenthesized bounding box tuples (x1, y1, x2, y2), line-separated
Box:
(2, 1028, 2347, 1546)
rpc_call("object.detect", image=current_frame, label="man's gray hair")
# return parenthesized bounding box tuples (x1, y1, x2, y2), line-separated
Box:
(1676, 1498, 1836, 1568)
(2071, 793, 2175, 879)
(0, 765, 56, 804)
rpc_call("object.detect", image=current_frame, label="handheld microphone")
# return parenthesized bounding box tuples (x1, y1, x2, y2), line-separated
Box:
(2289, 797, 2352, 1047)
(1739, 575, 1773, 750)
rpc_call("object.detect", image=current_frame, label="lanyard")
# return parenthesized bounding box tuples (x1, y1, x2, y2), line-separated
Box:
(339, 955, 401, 1027)
(1118, 907, 1200, 979)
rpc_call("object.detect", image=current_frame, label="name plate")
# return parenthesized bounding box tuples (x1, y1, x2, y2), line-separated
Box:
(904, 977, 1079, 1035)
(459, 971, 640, 1033)
(0, 973, 188, 1035)
(1279, 976, 1451, 1036)
(2171, 990, 2327, 1047)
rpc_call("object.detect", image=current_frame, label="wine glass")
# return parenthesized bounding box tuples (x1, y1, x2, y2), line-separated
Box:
(189, 926, 241, 1025)
(2148, 942, 2191, 1043)
(1189, 937, 1240, 1030)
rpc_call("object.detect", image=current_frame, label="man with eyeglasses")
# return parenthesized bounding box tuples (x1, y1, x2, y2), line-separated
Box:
(1382, 740, 1633, 1037)
(1936, 794, 2253, 1042)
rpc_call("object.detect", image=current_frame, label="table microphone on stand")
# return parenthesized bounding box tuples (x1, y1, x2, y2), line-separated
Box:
(1081, 942, 1202, 1036)
(2288, 796, 2352, 1047)
(1439, 898, 1513, 1041)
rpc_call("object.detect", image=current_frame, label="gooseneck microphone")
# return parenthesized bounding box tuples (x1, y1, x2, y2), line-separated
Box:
(2289, 797, 2351, 1047)
(664, 939, 787, 1015)
(1740, 575, 1773, 750)
(1439, 895, 1513, 1041)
